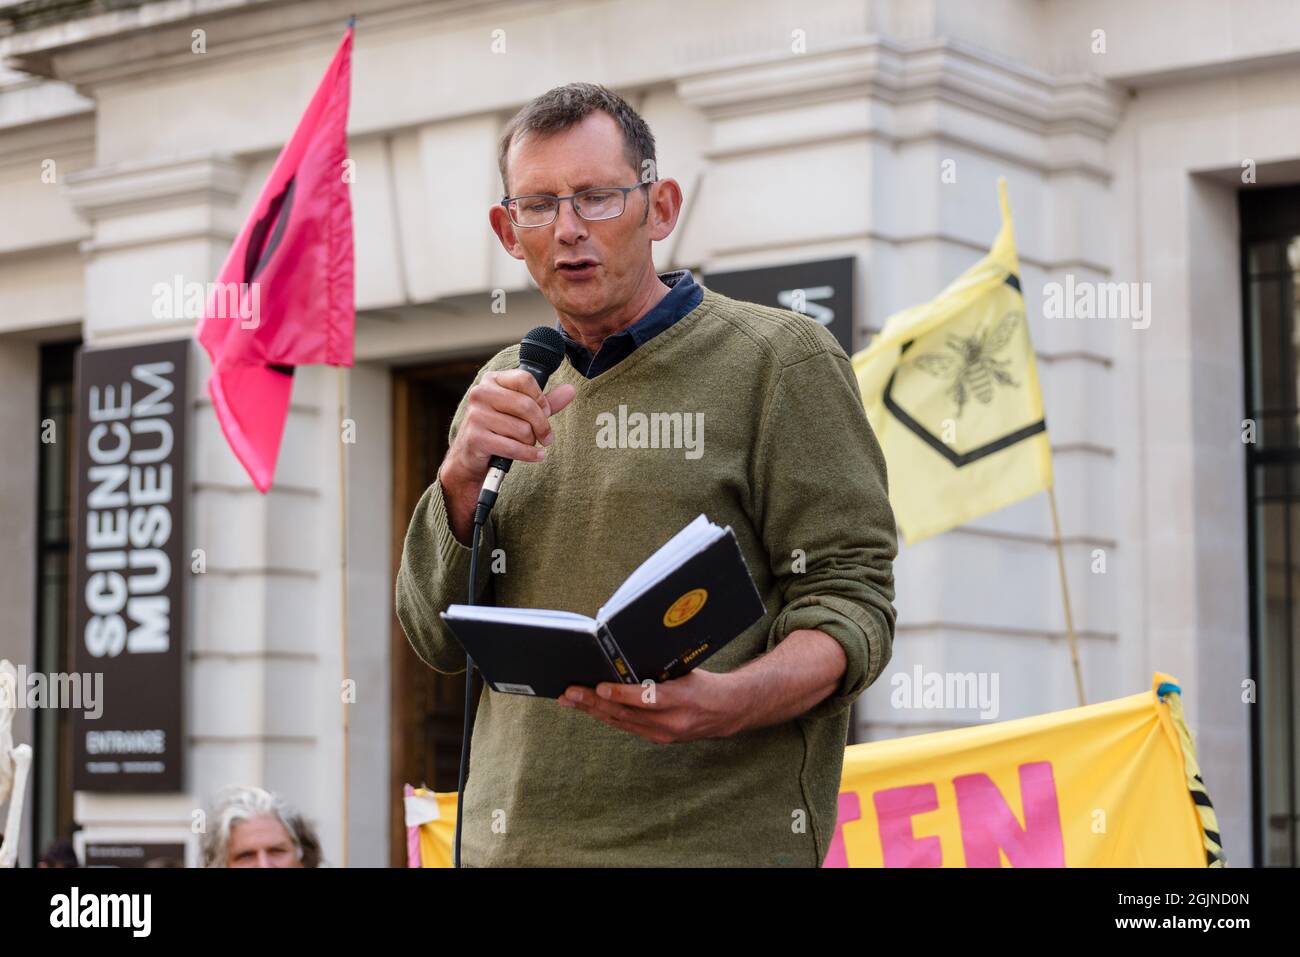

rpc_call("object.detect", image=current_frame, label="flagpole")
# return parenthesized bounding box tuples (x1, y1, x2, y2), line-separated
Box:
(1046, 486, 1085, 707)
(337, 365, 350, 868)
(339, 16, 355, 868)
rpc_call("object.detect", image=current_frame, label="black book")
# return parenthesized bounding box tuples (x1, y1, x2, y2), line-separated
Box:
(440, 514, 767, 698)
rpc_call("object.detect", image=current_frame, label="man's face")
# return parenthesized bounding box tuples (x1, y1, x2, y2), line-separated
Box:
(226, 815, 303, 868)
(491, 111, 678, 321)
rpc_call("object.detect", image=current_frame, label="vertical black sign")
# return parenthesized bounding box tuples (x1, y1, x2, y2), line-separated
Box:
(72, 338, 188, 792)
(702, 257, 856, 353)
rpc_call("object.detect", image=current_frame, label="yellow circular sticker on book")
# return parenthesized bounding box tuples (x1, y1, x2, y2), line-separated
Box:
(664, 588, 708, 628)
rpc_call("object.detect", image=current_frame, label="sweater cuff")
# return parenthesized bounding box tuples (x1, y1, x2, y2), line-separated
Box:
(770, 595, 888, 722)
(429, 477, 496, 609)
(430, 476, 476, 567)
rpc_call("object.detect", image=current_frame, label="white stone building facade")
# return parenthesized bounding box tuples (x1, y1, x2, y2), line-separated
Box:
(1, 0, 1291, 866)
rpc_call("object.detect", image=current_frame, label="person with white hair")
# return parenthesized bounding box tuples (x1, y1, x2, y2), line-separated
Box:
(201, 785, 323, 868)
(0, 660, 33, 869)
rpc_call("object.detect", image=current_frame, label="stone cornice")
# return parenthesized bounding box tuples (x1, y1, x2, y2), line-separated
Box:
(676, 34, 1126, 143)
(0, 70, 91, 127)
(3, 0, 308, 80)
(0, 106, 91, 166)
(0, 0, 530, 86)
(62, 150, 242, 218)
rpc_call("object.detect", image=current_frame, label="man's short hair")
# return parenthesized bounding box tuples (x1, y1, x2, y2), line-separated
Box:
(200, 784, 322, 868)
(39, 839, 79, 867)
(497, 82, 656, 195)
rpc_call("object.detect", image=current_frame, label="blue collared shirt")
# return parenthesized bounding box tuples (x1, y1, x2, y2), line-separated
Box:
(556, 269, 704, 378)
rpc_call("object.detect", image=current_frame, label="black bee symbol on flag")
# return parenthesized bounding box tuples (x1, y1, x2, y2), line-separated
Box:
(910, 311, 1024, 417)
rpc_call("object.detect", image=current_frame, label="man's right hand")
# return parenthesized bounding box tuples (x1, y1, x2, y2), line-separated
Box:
(438, 369, 577, 544)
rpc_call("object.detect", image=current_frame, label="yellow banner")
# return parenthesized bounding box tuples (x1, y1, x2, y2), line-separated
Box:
(409, 673, 1222, 867)
(827, 672, 1222, 867)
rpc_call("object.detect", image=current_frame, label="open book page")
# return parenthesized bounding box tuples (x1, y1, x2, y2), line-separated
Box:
(442, 605, 596, 631)
(597, 514, 726, 622)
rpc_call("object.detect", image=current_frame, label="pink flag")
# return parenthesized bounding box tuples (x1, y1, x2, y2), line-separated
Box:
(197, 25, 355, 492)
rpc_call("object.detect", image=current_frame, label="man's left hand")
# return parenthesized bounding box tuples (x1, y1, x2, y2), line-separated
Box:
(559, 669, 745, 744)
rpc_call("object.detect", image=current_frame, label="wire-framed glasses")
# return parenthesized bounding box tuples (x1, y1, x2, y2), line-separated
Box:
(501, 182, 653, 227)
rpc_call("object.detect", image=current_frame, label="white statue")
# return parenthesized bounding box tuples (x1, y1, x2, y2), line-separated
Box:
(0, 660, 33, 869)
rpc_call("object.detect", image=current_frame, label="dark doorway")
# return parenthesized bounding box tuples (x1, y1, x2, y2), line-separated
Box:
(33, 340, 79, 860)
(388, 359, 489, 867)
(1241, 184, 1300, 867)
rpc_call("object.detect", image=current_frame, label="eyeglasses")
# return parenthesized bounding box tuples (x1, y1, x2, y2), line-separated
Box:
(500, 182, 654, 228)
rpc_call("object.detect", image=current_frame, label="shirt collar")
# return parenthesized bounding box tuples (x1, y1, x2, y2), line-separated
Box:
(555, 269, 698, 350)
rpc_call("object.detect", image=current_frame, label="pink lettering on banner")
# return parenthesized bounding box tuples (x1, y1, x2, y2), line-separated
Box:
(822, 792, 860, 867)
(953, 761, 1065, 867)
(875, 783, 943, 867)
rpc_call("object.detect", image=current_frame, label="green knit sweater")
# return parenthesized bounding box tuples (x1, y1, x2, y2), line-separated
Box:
(396, 285, 898, 866)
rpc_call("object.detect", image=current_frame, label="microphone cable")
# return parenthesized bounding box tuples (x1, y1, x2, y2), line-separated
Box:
(452, 518, 483, 869)
(452, 325, 566, 869)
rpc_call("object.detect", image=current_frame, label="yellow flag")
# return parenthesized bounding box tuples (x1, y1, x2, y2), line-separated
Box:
(405, 787, 459, 868)
(852, 178, 1052, 543)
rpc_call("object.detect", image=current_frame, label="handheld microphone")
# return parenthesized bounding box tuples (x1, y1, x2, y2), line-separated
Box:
(457, 324, 565, 868)
(473, 325, 566, 526)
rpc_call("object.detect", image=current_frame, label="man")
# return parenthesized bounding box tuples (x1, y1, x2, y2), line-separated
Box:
(396, 82, 897, 866)
(36, 839, 78, 868)
(201, 785, 323, 868)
